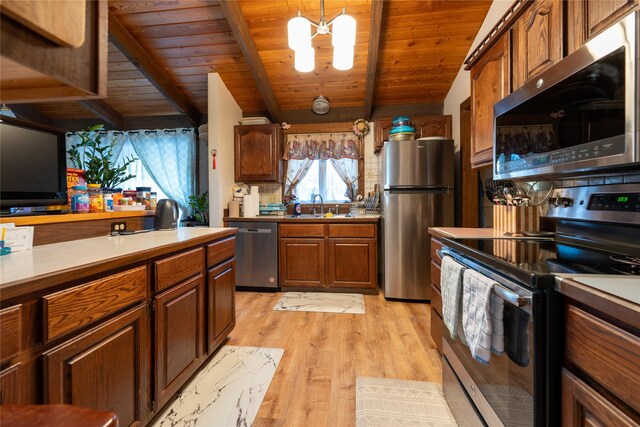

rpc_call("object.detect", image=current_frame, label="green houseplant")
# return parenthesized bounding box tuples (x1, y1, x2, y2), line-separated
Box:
(188, 191, 209, 225)
(67, 124, 138, 188)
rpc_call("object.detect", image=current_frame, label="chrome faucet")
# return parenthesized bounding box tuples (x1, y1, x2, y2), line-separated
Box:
(312, 194, 324, 217)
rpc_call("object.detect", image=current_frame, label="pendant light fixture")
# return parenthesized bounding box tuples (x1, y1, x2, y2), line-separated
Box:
(287, 0, 356, 73)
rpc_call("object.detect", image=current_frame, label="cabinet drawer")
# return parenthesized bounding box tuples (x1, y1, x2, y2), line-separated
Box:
(207, 237, 235, 267)
(43, 266, 147, 342)
(431, 261, 441, 291)
(431, 238, 443, 264)
(280, 224, 325, 238)
(328, 224, 375, 238)
(156, 247, 204, 291)
(565, 304, 640, 413)
(431, 284, 442, 318)
(0, 305, 22, 362)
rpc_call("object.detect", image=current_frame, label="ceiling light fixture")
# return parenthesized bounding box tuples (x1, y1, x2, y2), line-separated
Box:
(287, 0, 356, 73)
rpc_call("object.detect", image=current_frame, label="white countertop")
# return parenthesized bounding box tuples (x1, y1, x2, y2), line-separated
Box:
(430, 227, 552, 240)
(0, 227, 233, 286)
(555, 274, 640, 305)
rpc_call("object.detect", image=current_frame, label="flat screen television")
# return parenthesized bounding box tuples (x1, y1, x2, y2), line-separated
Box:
(0, 117, 67, 212)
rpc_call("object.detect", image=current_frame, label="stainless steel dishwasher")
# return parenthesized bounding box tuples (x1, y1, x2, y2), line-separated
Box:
(228, 221, 278, 289)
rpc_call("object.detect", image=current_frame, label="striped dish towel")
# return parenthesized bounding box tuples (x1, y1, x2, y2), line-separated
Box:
(440, 256, 466, 340)
(462, 269, 504, 364)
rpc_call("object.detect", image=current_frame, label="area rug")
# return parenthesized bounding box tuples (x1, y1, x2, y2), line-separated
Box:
(273, 292, 365, 314)
(356, 377, 457, 426)
(152, 346, 284, 427)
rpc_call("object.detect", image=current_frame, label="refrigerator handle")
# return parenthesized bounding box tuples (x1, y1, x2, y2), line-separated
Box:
(386, 186, 450, 193)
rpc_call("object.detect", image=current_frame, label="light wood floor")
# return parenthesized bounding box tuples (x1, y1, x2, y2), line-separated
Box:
(226, 290, 442, 426)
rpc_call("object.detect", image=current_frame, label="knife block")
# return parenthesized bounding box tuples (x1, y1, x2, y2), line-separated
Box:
(493, 205, 540, 233)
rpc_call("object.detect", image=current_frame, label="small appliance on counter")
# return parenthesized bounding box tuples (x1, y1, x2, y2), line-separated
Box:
(154, 199, 179, 230)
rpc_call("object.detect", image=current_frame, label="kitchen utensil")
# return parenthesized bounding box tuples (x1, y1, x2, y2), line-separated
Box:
(154, 199, 179, 230)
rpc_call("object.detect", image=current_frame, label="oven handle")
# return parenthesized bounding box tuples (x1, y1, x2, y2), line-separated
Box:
(437, 249, 532, 308)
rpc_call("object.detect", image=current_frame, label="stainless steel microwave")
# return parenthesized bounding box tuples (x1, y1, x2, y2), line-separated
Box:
(493, 11, 638, 180)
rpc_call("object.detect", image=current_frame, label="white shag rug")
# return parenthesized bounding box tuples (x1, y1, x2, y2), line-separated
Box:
(273, 292, 365, 314)
(356, 377, 458, 426)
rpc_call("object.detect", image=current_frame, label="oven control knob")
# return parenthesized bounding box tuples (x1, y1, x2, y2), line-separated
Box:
(549, 197, 559, 207)
(559, 197, 574, 207)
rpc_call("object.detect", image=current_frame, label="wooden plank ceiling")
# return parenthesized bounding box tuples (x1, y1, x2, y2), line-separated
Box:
(17, 0, 491, 127)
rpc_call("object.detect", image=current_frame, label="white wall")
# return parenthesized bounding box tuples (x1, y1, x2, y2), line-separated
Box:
(208, 73, 242, 227)
(443, 0, 513, 152)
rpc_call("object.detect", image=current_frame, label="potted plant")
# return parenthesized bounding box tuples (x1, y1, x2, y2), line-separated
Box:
(66, 124, 138, 188)
(188, 191, 209, 225)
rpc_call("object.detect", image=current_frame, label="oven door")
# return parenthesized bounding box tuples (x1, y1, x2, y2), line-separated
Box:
(440, 252, 546, 427)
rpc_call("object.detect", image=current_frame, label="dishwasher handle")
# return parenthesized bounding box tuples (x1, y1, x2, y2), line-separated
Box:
(238, 228, 272, 234)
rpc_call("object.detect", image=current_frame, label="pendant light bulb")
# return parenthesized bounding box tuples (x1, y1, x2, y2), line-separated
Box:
(295, 45, 315, 72)
(331, 13, 356, 48)
(333, 45, 354, 70)
(288, 15, 311, 50)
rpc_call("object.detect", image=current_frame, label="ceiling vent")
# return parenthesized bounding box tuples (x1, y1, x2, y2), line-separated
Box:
(312, 96, 330, 115)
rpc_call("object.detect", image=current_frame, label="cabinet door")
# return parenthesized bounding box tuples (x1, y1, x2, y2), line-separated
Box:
(562, 369, 637, 426)
(470, 34, 510, 168)
(43, 304, 150, 427)
(327, 238, 377, 289)
(279, 238, 325, 287)
(155, 275, 204, 408)
(567, 0, 639, 54)
(0, 363, 21, 404)
(512, 0, 562, 90)
(373, 118, 394, 153)
(234, 124, 283, 182)
(207, 258, 236, 353)
(415, 115, 452, 139)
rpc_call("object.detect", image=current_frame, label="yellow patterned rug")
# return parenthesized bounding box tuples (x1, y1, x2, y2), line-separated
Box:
(356, 377, 457, 426)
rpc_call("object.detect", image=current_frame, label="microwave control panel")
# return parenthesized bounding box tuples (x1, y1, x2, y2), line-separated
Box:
(588, 193, 640, 212)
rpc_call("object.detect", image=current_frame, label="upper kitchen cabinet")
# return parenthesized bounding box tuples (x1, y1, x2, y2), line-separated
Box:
(511, 0, 563, 91)
(373, 115, 452, 153)
(234, 124, 283, 183)
(0, 0, 107, 103)
(567, 0, 640, 54)
(470, 34, 510, 168)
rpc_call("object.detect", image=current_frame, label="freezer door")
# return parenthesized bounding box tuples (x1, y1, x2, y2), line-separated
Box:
(383, 138, 454, 188)
(383, 190, 454, 300)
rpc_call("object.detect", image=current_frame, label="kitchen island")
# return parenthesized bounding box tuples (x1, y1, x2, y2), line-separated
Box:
(0, 227, 237, 426)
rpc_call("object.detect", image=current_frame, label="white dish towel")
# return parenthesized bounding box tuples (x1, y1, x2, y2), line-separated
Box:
(462, 269, 504, 364)
(440, 256, 466, 340)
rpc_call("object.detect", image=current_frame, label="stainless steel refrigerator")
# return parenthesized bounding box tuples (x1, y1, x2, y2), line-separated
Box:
(381, 137, 454, 300)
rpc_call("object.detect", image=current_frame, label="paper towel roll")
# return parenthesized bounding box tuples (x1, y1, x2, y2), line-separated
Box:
(243, 194, 256, 217)
(250, 185, 259, 195)
(229, 200, 240, 217)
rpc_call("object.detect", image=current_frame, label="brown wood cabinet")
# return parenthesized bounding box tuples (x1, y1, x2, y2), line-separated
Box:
(234, 124, 283, 183)
(279, 222, 378, 292)
(207, 258, 236, 353)
(0, 0, 107, 103)
(430, 238, 444, 354)
(43, 304, 150, 427)
(512, 0, 563, 90)
(470, 34, 510, 168)
(567, 0, 640, 54)
(154, 275, 205, 409)
(373, 115, 452, 153)
(0, 363, 21, 405)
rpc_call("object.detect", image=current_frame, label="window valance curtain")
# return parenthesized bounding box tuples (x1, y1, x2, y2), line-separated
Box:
(284, 133, 362, 199)
(66, 128, 196, 213)
(284, 133, 363, 161)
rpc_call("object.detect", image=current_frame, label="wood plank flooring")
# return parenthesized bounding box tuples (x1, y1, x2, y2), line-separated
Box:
(226, 291, 441, 426)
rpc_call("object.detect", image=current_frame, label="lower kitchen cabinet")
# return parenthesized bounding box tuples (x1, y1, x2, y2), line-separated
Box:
(154, 275, 205, 409)
(327, 238, 376, 289)
(0, 363, 21, 404)
(43, 304, 150, 427)
(430, 238, 444, 354)
(207, 258, 236, 352)
(279, 238, 325, 287)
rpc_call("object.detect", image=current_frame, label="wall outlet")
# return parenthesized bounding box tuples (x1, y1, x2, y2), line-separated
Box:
(111, 221, 126, 233)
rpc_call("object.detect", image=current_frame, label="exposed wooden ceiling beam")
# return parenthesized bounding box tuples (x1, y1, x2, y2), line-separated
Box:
(363, 0, 384, 120)
(6, 104, 53, 126)
(219, 0, 283, 123)
(78, 100, 125, 129)
(108, 13, 201, 127)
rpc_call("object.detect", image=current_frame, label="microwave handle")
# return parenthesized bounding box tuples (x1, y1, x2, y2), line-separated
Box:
(437, 249, 532, 308)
